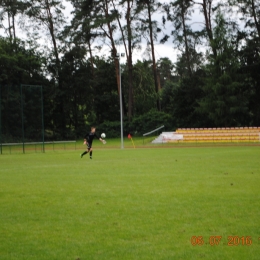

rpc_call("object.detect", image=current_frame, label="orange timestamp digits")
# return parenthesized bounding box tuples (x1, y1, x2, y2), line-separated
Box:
(227, 236, 252, 246)
(191, 236, 253, 246)
(209, 236, 222, 245)
(191, 236, 204, 246)
(191, 236, 221, 246)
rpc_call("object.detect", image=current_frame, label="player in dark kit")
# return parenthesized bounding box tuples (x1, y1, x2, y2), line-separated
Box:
(80, 127, 105, 159)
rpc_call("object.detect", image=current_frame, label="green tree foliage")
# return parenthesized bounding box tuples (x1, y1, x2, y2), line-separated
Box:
(164, 0, 195, 76)
(58, 45, 93, 138)
(198, 12, 250, 126)
(161, 71, 205, 128)
(0, 37, 45, 85)
(136, 0, 163, 110)
(121, 0, 142, 119)
(25, 0, 67, 138)
(67, 0, 104, 77)
(0, 37, 47, 142)
(92, 57, 120, 124)
(131, 60, 157, 115)
(229, 0, 260, 125)
(160, 0, 205, 127)
(0, 0, 28, 41)
(1, 0, 260, 140)
(231, 0, 260, 38)
(129, 109, 173, 135)
(67, 0, 129, 119)
(157, 57, 175, 89)
(191, 0, 218, 59)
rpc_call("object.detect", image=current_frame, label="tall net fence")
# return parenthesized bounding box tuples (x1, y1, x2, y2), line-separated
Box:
(0, 85, 44, 154)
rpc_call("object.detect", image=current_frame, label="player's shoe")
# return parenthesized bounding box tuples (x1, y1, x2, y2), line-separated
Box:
(80, 154, 83, 158)
(90, 156, 92, 159)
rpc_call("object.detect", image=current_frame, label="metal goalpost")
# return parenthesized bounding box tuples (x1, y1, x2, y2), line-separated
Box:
(142, 125, 165, 144)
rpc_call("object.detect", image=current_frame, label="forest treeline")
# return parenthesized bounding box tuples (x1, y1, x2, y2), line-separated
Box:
(0, 0, 259, 140)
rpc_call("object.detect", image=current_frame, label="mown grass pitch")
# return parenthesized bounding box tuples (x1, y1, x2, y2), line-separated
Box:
(0, 146, 260, 259)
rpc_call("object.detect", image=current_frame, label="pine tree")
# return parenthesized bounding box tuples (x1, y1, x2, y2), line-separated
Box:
(25, 0, 66, 138)
(137, 0, 162, 110)
(198, 12, 250, 126)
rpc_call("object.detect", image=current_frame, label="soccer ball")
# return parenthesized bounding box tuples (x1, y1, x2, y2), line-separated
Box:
(101, 133, 106, 138)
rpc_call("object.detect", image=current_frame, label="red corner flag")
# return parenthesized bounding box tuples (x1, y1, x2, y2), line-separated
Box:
(128, 134, 135, 148)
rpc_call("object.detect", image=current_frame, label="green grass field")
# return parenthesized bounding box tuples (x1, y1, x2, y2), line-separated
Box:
(0, 144, 260, 259)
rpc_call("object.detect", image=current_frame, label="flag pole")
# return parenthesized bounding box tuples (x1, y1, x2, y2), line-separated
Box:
(131, 138, 135, 148)
(128, 134, 135, 148)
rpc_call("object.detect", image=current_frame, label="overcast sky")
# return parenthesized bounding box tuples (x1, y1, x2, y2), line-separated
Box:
(0, 0, 230, 64)
(62, 1, 180, 63)
(61, 0, 207, 64)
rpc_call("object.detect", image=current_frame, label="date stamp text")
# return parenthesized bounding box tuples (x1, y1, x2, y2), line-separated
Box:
(191, 236, 260, 246)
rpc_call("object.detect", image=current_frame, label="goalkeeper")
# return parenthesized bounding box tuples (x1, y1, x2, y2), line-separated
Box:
(80, 127, 105, 159)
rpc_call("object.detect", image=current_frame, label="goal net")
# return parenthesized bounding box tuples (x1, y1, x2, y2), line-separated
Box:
(0, 84, 44, 154)
(142, 125, 165, 144)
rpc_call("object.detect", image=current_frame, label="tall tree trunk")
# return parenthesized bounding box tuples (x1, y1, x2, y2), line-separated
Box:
(12, 14, 16, 39)
(7, 13, 12, 41)
(111, 0, 130, 117)
(146, 0, 161, 110)
(45, 0, 65, 138)
(181, 2, 192, 76)
(104, 0, 120, 99)
(112, 0, 129, 59)
(87, 37, 95, 79)
(102, 0, 126, 118)
(200, 0, 217, 59)
(251, 0, 260, 37)
(126, 0, 134, 120)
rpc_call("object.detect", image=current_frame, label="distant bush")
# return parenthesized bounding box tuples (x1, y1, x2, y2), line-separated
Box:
(97, 110, 175, 138)
(96, 121, 121, 138)
(129, 110, 175, 136)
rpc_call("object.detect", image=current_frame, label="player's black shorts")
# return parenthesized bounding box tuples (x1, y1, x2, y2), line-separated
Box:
(86, 142, 92, 149)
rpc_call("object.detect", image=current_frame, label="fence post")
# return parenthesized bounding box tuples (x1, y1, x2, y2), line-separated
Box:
(20, 85, 25, 154)
(0, 85, 2, 154)
(40, 85, 45, 153)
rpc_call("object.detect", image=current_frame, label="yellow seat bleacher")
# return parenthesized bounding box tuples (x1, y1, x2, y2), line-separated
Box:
(175, 127, 260, 143)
